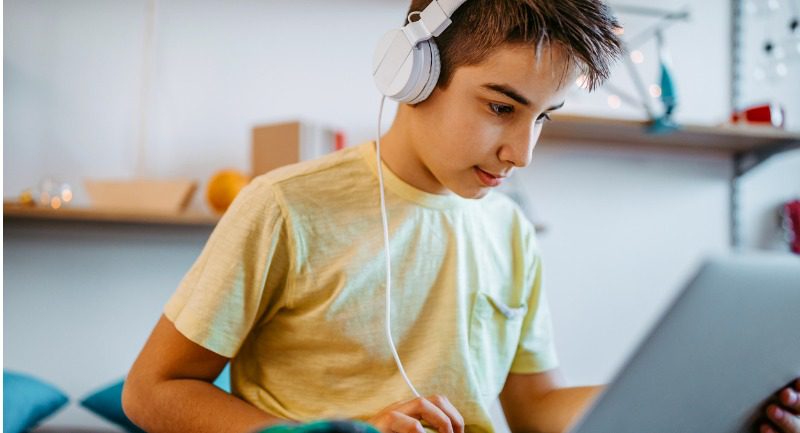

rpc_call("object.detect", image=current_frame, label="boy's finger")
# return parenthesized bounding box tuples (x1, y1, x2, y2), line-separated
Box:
(389, 412, 425, 433)
(394, 398, 453, 433)
(781, 387, 800, 414)
(425, 395, 465, 433)
(414, 398, 454, 433)
(767, 404, 800, 433)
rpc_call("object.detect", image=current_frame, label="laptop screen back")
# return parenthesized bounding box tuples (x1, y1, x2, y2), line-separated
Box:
(568, 254, 800, 433)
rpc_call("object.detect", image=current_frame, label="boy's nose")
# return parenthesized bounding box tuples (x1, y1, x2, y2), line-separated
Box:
(498, 123, 541, 168)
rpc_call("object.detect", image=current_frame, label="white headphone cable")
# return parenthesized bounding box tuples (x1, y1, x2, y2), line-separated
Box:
(376, 95, 422, 399)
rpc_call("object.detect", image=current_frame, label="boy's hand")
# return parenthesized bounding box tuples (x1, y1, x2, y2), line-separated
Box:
(366, 395, 465, 433)
(762, 379, 800, 433)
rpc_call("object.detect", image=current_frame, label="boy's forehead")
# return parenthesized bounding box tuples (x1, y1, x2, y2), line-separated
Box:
(454, 44, 576, 102)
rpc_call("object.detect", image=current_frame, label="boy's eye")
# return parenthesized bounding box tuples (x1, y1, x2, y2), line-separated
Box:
(536, 112, 552, 123)
(489, 103, 514, 116)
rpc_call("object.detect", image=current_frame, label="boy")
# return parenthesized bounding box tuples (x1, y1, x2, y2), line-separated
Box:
(121, 1, 800, 433)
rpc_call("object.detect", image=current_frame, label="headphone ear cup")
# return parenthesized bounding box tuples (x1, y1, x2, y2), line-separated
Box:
(373, 29, 425, 103)
(409, 39, 441, 105)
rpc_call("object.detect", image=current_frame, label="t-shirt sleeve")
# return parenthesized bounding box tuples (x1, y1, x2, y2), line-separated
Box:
(163, 177, 290, 358)
(509, 232, 559, 374)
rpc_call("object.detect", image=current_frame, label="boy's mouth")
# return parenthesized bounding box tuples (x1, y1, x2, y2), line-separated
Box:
(474, 166, 505, 187)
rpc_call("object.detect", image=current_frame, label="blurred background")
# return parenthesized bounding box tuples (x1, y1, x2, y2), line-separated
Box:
(4, 0, 800, 431)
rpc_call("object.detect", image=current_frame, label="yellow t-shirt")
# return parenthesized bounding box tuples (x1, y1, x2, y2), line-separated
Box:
(164, 141, 558, 433)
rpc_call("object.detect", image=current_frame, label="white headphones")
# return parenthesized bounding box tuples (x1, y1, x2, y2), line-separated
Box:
(372, 0, 468, 104)
(370, 0, 469, 400)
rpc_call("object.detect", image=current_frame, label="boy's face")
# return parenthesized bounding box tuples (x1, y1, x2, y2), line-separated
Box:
(405, 43, 576, 199)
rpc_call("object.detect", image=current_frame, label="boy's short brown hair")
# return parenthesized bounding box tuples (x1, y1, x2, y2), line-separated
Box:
(406, 0, 622, 91)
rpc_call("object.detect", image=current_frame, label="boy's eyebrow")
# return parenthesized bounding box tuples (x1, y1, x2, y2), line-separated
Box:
(482, 83, 565, 111)
(483, 83, 531, 106)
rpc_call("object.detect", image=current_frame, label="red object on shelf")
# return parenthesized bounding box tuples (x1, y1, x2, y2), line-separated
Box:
(335, 131, 347, 151)
(730, 103, 785, 128)
(785, 200, 800, 254)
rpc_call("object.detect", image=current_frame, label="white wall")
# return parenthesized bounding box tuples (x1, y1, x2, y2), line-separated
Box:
(3, 0, 402, 206)
(4, 222, 212, 430)
(4, 0, 799, 431)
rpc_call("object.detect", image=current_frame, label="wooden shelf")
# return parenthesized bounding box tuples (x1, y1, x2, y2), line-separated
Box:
(542, 114, 800, 152)
(3, 202, 547, 232)
(3, 202, 220, 226)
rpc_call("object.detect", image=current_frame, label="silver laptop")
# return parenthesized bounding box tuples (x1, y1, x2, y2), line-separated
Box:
(568, 254, 800, 433)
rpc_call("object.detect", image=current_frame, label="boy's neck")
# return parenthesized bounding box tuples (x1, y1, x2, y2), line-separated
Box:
(378, 105, 451, 196)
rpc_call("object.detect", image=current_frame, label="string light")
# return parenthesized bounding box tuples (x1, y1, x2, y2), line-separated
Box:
(648, 84, 662, 97)
(747, 0, 782, 14)
(630, 50, 645, 64)
(61, 187, 73, 203)
(608, 95, 622, 108)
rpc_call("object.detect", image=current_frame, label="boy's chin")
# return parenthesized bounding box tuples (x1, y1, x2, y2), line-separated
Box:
(451, 185, 490, 200)
(438, 176, 491, 199)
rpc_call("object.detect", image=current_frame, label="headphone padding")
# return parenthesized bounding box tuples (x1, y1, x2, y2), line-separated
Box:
(410, 39, 441, 104)
(399, 39, 433, 104)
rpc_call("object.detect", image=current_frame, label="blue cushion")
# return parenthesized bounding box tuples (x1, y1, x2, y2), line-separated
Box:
(258, 420, 380, 433)
(80, 363, 231, 432)
(212, 362, 231, 392)
(3, 370, 69, 433)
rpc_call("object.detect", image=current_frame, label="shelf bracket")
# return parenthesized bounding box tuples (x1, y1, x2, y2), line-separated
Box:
(733, 142, 800, 178)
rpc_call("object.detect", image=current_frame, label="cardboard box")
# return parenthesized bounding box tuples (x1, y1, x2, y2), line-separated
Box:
(84, 179, 197, 213)
(252, 121, 344, 176)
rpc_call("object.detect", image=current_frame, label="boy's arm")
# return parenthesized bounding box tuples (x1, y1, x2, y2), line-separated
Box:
(122, 315, 296, 433)
(498, 368, 602, 433)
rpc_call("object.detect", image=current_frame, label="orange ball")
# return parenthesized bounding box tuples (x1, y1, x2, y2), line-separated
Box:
(206, 169, 250, 214)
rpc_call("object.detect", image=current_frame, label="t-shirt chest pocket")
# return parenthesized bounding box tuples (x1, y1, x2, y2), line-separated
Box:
(468, 291, 527, 399)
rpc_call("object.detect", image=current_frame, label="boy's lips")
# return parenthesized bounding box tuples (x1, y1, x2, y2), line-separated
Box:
(474, 166, 506, 187)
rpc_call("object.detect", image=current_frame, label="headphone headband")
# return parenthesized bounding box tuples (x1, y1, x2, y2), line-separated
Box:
(435, 0, 468, 19)
(372, 0, 468, 104)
